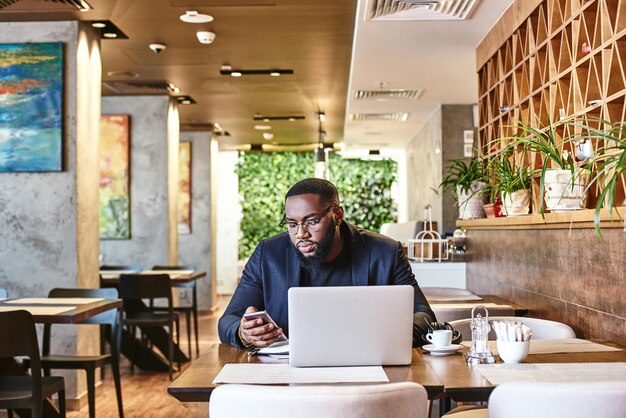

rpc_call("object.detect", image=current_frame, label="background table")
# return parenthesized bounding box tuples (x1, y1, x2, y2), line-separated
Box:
(0, 297, 122, 418)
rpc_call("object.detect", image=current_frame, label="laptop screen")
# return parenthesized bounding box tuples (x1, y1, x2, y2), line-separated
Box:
(288, 285, 414, 367)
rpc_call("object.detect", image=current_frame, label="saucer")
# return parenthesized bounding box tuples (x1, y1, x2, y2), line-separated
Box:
(422, 344, 463, 356)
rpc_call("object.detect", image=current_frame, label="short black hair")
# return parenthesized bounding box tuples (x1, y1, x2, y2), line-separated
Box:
(285, 178, 340, 206)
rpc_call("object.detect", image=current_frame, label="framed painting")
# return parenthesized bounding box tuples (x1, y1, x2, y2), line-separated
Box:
(99, 115, 130, 239)
(0, 43, 63, 172)
(178, 141, 192, 234)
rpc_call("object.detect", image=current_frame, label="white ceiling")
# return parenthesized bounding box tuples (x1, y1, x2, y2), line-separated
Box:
(343, 0, 515, 149)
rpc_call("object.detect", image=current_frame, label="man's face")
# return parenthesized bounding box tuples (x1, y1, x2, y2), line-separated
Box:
(284, 193, 341, 267)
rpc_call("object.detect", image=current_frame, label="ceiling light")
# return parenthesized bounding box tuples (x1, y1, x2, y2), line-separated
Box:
(254, 125, 272, 130)
(89, 20, 128, 40)
(175, 96, 196, 105)
(167, 83, 180, 94)
(316, 112, 326, 122)
(253, 115, 305, 121)
(180, 10, 214, 24)
(106, 71, 139, 78)
(230, 71, 242, 77)
(196, 31, 216, 44)
(262, 132, 274, 140)
(219, 68, 294, 76)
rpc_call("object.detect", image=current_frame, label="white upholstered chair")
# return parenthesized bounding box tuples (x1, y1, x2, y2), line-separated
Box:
(380, 220, 419, 244)
(433, 307, 516, 324)
(449, 316, 576, 341)
(444, 381, 626, 418)
(209, 382, 429, 418)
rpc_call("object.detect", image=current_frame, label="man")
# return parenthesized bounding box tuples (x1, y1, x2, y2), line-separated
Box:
(218, 178, 436, 349)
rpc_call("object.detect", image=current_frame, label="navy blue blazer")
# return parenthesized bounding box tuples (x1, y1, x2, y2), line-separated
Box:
(218, 222, 436, 349)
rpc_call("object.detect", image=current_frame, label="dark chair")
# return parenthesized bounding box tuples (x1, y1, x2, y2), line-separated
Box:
(152, 265, 199, 358)
(0, 310, 66, 418)
(119, 274, 180, 380)
(0, 288, 6, 298)
(28, 288, 124, 418)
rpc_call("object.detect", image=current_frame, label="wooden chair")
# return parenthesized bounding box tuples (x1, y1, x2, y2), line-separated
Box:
(209, 382, 429, 418)
(0, 310, 66, 418)
(152, 265, 199, 358)
(28, 288, 124, 418)
(119, 274, 179, 380)
(449, 316, 576, 341)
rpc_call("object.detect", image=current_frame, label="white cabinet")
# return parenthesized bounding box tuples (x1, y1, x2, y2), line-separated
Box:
(410, 262, 466, 289)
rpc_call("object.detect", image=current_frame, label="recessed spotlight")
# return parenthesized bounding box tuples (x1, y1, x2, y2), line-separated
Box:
(180, 10, 214, 24)
(219, 68, 294, 76)
(254, 125, 272, 130)
(231, 71, 242, 77)
(288, 118, 296, 122)
(262, 132, 274, 140)
(92, 22, 106, 28)
(175, 96, 196, 105)
(270, 71, 281, 77)
(103, 32, 117, 38)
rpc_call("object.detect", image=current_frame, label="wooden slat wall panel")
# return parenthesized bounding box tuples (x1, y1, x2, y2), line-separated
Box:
(466, 228, 626, 347)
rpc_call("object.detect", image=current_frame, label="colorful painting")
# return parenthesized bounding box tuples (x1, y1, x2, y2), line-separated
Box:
(178, 141, 192, 234)
(99, 115, 130, 239)
(0, 43, 63, 172)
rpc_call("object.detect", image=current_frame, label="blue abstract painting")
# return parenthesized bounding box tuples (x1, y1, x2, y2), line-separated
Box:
(0, 43, 63, 172)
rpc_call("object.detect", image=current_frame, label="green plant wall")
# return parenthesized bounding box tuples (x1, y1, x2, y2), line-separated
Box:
(236, 151, 397, 259)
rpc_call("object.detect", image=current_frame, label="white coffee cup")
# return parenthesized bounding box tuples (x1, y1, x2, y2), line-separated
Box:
(426, 329, 453, 348)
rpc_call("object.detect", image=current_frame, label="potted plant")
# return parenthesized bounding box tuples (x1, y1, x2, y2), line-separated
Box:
(488, 153, 534, 216)
(572, 118, 626, 237)
(438, 158, 489, 219)
(506, 119, 590, 214)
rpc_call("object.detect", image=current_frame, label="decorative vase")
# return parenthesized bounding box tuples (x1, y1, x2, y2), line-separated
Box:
(502, 190, 531, 216)
(457, 182, 486, 219)
(483, 200, 504, 218)
(544, 169, 590, 211)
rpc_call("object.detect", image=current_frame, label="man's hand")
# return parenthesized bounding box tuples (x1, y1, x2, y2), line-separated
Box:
(238, 306, 284, 348)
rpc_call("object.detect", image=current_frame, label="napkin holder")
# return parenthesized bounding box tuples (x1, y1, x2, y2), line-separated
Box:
(465, 305, 495, 364)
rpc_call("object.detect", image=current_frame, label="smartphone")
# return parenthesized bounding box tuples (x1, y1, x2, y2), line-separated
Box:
(243, 310, 287, 341)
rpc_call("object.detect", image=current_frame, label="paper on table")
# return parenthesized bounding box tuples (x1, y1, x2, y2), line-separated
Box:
(212, 364, 389, 384)
(461, 339, 622, 355)
(5, 298, 104, 305)
(475, 362, 626, 385)
(0, 306, 76, 315)
(257, 341, 290, 356)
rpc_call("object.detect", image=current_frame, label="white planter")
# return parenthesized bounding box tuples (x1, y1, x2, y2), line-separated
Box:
(502, 190, 531, 215)
(457, 182, 486, 219)
(544, 169, 590, 211)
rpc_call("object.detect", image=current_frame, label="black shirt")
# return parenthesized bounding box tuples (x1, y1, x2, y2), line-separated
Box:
(301, 238, 352, 287)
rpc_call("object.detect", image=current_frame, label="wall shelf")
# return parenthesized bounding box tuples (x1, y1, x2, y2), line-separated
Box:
(457, 207, 625, 230)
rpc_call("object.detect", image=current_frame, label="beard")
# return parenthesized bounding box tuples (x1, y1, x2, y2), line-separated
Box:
(294, 225, 337, 269)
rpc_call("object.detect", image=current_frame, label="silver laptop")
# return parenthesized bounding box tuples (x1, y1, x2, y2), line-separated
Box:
(288, 285, 414, 367)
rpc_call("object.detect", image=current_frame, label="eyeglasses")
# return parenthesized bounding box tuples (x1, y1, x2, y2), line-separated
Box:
(280, 205, 336, 235)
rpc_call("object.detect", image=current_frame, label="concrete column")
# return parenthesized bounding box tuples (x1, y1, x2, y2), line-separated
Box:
(0, 21, 102, 405)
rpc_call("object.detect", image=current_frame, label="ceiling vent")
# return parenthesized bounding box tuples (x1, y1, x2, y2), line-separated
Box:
(354, 89, 424, 100)
(350, 113, 409, 122)
(103, 80, 180, 95)
(0, 0, 92, 10)
(367, 0, 480, 21)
